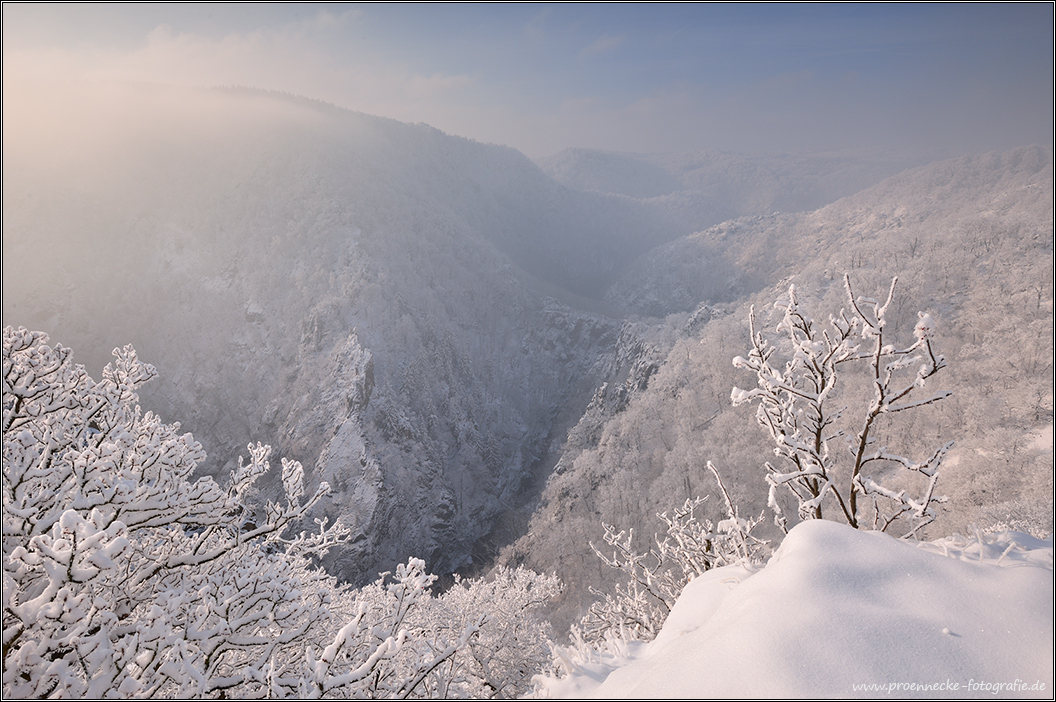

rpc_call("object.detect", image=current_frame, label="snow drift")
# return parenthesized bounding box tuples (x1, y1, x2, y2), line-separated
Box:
(537, 520, 1053, 699)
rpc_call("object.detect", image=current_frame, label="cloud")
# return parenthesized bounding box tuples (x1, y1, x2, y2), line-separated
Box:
(2, 9, 476, 128)
(579, 34, 625, 57)
(291, 7, 362, 35)
(3, 5, 1049, 160)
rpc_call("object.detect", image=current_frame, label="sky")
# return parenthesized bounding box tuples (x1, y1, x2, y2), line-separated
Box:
(2, 3, 1053, 159)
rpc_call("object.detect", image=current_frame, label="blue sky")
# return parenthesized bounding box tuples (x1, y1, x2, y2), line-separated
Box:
(3, 3, 1052, 158)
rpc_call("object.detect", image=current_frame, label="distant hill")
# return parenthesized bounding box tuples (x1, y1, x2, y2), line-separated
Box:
(537, 146, 923, 234)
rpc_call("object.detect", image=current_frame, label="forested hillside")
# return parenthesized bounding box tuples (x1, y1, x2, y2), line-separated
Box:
(505, 145, 1054, 627)
(3, 83, 1051, 631)
(538, 146, 922, 236)
(3, 83, 661, 580)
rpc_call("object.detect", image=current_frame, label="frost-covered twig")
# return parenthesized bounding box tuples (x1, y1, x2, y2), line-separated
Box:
(731, 276, 952, 535)
(580, 463, 766, 647)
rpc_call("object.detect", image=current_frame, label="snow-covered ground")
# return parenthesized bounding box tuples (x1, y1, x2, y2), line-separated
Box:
(537, 520, 1053, 699)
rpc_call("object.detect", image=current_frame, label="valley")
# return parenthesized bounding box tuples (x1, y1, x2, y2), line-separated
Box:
(3, 85, 1051, 625)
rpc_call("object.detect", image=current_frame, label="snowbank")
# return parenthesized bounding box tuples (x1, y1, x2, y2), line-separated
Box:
(538, 520, 1053, 698)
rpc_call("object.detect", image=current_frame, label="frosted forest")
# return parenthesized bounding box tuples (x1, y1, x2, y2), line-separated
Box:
(3, 78, 1053, 697)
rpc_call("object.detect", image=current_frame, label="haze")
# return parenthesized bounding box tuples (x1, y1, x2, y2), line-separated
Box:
(3, 3, 1052, 159)
(2, 5, 1053, 694)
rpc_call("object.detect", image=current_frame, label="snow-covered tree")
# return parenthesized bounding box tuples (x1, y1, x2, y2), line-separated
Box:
(423, 566, 562, 698)
(2, 328, 558, 698)
(731, 276, 951, 536)
(308, 562, 560, 699)
(299, 558, 483, 699)
(3, 327, 340, 696)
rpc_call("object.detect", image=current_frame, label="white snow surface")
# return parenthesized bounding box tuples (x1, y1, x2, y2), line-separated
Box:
(537, 520, 1053, 699)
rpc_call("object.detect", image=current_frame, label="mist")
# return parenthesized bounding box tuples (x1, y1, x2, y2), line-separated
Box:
(2, 5, 1052, 687)
(3, 4, 1052, 159)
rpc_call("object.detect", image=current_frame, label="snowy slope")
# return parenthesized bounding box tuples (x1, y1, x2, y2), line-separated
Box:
(505, 146, 1053, 630)
(4, 80, 1050, 620)
(2, 83, 669, 581)
(537, 520, 1054, 699)
(606, 146, 1053, 316)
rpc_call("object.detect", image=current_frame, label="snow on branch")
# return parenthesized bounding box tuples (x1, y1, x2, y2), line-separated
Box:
(2, 328, 560, 698)
(731, 276, 952, 535)
(580, 463, 766, 646)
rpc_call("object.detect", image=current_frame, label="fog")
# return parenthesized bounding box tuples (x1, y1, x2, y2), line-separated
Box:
(3, 4, 1052, 159)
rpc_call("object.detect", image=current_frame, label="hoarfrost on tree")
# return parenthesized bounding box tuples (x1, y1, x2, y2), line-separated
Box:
(1, 327, 558, 698)
(730, 275, 952, 536)
(577, 462, 766, 645)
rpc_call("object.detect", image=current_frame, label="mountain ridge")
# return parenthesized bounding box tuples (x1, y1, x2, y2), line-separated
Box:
(3, 85, 1050, 608)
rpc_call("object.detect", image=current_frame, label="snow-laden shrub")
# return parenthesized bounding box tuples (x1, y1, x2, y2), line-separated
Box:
(732, 275, 951, 537)
(1, 328, 559, 698)
(578, 463, 766, 644)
